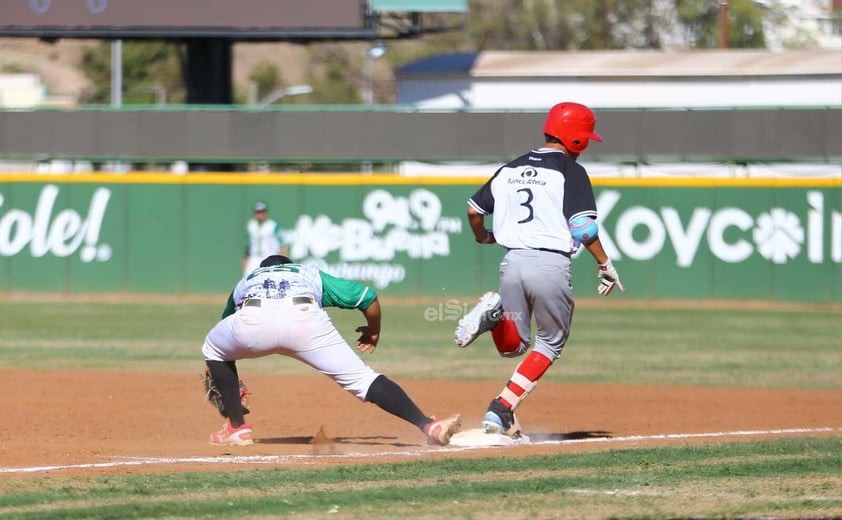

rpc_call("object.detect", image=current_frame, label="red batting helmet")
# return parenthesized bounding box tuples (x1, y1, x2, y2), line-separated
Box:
(543, 102, 603, 154)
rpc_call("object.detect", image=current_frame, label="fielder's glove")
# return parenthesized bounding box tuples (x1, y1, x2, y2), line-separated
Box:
(202, 370, 252, 418)
(597, 259, 625, 296)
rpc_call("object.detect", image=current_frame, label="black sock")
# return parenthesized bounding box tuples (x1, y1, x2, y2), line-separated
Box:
(205, 360, 246, 427)
(365, 375, 431, 431)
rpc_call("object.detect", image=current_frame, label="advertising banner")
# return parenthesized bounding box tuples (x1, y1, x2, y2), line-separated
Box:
(0, 174, 838, 302)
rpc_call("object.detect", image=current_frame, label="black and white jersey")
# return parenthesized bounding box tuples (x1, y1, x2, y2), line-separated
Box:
(467, 148, 597, 252)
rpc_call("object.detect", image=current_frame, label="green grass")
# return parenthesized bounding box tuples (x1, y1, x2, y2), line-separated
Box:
(0, 437, 839, 519)
(0, 302, 217, 372)
(1, 299, 839, 388)
(1, 298, 840, 519)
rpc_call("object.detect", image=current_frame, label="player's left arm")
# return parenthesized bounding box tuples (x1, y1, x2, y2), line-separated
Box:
(355, 297, 381, 353)
(564, 165, 624, 296)
(319, 271, 380, 352)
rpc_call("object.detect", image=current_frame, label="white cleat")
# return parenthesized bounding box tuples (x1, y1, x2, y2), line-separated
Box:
(453, 292, 503, 348)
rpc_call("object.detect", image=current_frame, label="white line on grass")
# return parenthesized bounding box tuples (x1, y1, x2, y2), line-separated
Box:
(1, 426, 838, 475)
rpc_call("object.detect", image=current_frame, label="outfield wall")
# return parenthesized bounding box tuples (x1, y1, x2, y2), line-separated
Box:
(0, 173, 839, 302)
(2, 108, 840, 164)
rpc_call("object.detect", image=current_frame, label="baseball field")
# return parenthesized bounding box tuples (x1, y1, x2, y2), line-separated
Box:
(0, 295, 840, 519)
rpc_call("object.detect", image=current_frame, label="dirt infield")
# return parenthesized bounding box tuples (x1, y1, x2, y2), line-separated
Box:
(1, 368, 839, 478)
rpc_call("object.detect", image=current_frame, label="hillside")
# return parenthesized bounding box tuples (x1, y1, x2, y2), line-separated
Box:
(0, 38, 94, 98)
(0, 37, 374, 104)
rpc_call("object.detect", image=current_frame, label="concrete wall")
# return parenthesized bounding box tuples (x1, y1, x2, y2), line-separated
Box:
(0, 107, 839, 164)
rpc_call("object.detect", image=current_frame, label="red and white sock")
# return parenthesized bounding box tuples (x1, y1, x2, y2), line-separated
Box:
(496, 351, 552, 410)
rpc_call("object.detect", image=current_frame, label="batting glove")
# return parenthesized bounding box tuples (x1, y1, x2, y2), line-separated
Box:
(597, 259, 625, 296)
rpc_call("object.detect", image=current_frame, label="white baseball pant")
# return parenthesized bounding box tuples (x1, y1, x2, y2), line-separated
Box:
(201, 298, 381, 400)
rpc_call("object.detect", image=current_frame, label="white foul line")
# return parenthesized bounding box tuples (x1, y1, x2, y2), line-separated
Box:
(528, 426, 842, 446)
(1, 426, 839, 475)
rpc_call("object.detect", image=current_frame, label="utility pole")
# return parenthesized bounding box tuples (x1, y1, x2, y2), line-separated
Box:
(719, 1, 730, 49)
(111, 39, 122, 107)
(362, 42, 385, 174)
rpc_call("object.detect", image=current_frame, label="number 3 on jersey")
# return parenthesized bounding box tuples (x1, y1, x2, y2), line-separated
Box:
(517, 188, 534, 224)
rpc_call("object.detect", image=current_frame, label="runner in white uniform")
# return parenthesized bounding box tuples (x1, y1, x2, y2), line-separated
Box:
(202, 255, 461, 446)
(453, 102, 624, 438)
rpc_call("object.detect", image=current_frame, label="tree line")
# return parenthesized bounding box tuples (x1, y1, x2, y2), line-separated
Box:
(77, 0, 823, 105)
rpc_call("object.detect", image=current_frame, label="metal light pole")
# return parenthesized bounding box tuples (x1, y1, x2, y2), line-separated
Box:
(364, 42, 386, 106)
(362, 42, 386, 173)
(111, 39, 122, 107)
